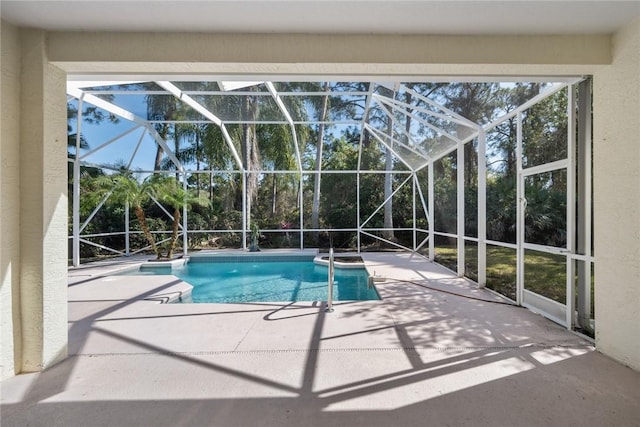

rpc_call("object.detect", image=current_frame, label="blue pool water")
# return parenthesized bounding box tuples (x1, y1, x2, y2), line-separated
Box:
(132, 258, 379, 303)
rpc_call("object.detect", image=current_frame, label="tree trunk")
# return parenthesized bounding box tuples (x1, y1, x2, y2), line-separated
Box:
(271, 174, 277, 217)
(240, 93, 259, 214)
(383, 106, 394, 240)
(312, 82, 330, 242)
(465, 142, 477, 188)
(404, 90, 413, 146)
(507, 118, 517, 178)
(154, 123, 170, 171)
(209, 171, 214, 204)
(154, 145, 164, 171)
(195, 132, 201, 198)
(134, 205, 159, 258)
(167, 208, 182, 259)
(174, 124, 180, 181)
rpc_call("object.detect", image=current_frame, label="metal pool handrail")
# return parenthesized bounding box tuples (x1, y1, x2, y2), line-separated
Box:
(326, 247, 335, 313)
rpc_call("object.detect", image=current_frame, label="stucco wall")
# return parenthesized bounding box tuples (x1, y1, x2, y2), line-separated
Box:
(48, 31, 608, 79)
(1, 20, 22, 380)
(18, 29, 69, 373)
(593, 17, 640, 371)
(47, 32, 610, 66)
(1, 25, 68, 379)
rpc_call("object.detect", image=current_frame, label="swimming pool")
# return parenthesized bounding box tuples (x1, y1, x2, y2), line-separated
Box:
(131, 256, 379, 303)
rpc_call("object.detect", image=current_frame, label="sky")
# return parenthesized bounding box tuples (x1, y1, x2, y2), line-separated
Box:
(68, 80, 560, 178)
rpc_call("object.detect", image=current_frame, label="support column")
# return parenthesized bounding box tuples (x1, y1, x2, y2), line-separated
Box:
(593, 18, 640, 371)
(125, 200, 130, 256)
(412, 172, 417, 251)
(182, 174, 188, 256)
(72, 98, 82, 266)
(516, 112, 524, 305)
(357, 171, 361, 252)
(576, 79, 593, 333)
(19, 29, 68, 372)
(566, 84, 576, 329)
(299, 174, 304, 250)
(1, 20, 23, 380)
(242, 172, 247, 250)
(428, 162, 435, 261)
(477, 130, 487, 287)
(457, 141, 465, 276)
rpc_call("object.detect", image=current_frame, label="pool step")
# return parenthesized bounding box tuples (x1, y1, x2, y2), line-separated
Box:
(140, 257, 188, 270)
(313, 256, 365, 269)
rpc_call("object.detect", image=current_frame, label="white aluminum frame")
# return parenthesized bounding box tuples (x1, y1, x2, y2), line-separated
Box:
(67, 77, 594, 335)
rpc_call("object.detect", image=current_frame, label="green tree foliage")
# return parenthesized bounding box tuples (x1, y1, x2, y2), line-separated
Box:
(86, 174, 161, 258)
(321, 137, 359, 229)
(70, 81, 572, 260)
(435, 83, 568, 247)
(85, 174, 207, 259)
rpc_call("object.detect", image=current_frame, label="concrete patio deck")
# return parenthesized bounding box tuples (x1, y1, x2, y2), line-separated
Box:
(2, 252, 639, 426)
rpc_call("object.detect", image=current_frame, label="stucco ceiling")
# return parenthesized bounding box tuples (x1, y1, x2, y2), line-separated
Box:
(2, 0, 639, 35)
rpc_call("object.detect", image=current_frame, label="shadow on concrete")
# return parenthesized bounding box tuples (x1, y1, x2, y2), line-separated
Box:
(2, 255, 639, 426)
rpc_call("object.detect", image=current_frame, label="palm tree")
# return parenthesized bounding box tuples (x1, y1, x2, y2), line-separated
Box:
(257, 122, 296, 217)
(88, 174, 161, 257)
(147, 174, 206, 258)
(146, 87, 181, 172)
(88, 172, 207, 259)
(67, 105, 89, 151)
(241, 88, 261, 216)
(177, 122, 235, 204)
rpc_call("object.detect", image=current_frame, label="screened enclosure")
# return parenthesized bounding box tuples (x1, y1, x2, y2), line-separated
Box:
(67, 78, 594, 334)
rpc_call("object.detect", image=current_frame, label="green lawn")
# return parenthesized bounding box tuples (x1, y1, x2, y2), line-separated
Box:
(434, 244, 568, 303)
